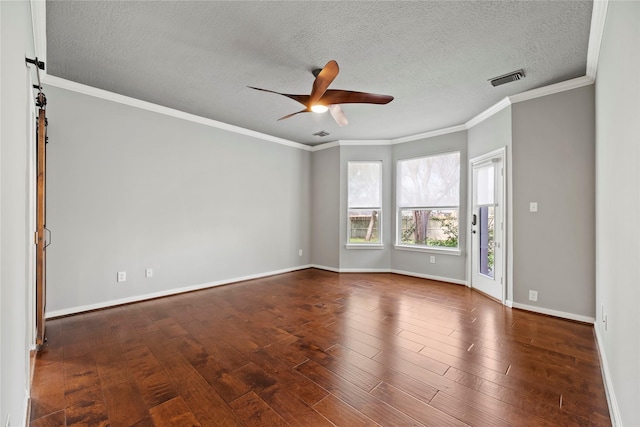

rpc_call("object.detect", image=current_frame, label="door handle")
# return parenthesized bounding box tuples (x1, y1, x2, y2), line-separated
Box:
(471, 214, 477, 226)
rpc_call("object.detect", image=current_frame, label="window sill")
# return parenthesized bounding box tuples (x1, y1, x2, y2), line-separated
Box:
(394, 245, 461, 256)
(345, 244, 385, 250)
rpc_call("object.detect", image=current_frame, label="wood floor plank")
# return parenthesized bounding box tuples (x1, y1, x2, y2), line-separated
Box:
(141, 329, 180, 360)
(228, 391, 289, 426)
(325, 344, 439, 403)
(124, 344, 179, 408)
(370, 382, 468, 427)
(258, 385, 334, 426)
(296, 359, 425, 426)
(63, 354, 103, 407)
(65, 401, 110, 427)
(29, 409, 65, 427)
(313, 394, 379, 426)
(429, 391, 514, 427)
(101, 381, 149, 427)
(247, 346, 329, 406)
(180, 320, 247, 371)
(159, 352, 242, 426)
(30, 269, 611, 426)
(149, 396, 202, 427)
(171, 334, 251, 402)
(94, 343, 130, 388)
(30, 362, 66, 421)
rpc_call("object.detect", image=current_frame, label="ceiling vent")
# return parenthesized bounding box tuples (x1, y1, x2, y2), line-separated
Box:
(313, 130, 330, 137)
(489, 69, 525, 87)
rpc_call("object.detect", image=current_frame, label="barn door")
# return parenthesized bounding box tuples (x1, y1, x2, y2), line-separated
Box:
(35, 92, 48, 347)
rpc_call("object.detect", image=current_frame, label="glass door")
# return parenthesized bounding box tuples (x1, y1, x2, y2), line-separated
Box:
(471, 157, 503, 301)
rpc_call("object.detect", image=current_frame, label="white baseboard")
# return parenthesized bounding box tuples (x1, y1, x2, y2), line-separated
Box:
(309, 265, 468, 286)
(338, 268, 394, 273)
(309, 264, 340, 273)
(390, 269, 468, 286)
(594, 325, 622, 427)
(45, 264, 313, 318)
(510, 301, 595, 324)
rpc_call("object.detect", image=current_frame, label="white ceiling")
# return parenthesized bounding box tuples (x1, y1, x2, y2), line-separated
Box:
(45, 1, 594, 146)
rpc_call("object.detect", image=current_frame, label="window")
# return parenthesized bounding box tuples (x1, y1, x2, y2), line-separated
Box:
(397, 152, 460, 250)
(347, 161, 382, 245)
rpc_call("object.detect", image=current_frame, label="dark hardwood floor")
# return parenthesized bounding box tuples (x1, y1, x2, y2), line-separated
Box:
(30, 269, 611, 426)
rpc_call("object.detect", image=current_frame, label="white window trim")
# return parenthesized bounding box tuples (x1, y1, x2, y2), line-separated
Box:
(345, 243, 385, 250)
(394, 244, 461, 255)
(395, 151, 461, 250)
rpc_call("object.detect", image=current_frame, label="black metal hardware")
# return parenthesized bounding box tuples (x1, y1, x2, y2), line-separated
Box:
(25, 57, 45, 70)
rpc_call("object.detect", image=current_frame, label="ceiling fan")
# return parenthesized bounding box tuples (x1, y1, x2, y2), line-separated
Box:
(249, 60, 393, 127)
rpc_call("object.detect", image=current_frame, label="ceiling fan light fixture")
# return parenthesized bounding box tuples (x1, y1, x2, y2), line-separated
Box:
(311, 104, 329, 113)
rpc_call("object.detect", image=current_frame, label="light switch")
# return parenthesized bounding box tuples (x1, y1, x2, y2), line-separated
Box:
(529, 202, 538, 212)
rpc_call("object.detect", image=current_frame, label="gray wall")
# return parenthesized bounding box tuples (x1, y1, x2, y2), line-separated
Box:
(45, 85, 311, 315)
(511, 85, 595, 317)
(595, 1, 640, 425)
(390, 131, 468, 282)
(310, 146, 340, 269)
(339, 145, 392, 271)
(0, 1, 34, 424)
(468, 107, 512, 159)
(468, 107, 513, 300)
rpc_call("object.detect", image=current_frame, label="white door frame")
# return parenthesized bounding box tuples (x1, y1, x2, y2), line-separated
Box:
(27, 70, 37, 347)
(467, 147, 507, 303)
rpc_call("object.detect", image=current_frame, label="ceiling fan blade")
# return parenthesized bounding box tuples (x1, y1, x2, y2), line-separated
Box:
(320, 90, 393, 105)
(248, 86, 309, 106)
(328, 105, 348, 127)
(309, 60, 339, 106)
(277, 109, 310, 121)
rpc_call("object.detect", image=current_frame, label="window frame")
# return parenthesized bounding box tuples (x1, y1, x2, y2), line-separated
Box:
(346, 160, 384, 249)
(395, 151, 461, 255)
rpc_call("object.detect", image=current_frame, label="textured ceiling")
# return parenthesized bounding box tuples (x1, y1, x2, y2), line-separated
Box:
(45, 1, 593, 145)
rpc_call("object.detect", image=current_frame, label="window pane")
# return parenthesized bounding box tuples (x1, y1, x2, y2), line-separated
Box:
(479, 206, 495, 277)
(348, 162, 381, 208)
(477, 164, 494, 205)
(348, 209, 381, 243)
(399, 209, 458, 247)
(398, 152, 460, 207)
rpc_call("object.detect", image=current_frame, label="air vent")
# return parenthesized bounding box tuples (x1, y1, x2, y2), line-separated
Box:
(313, 130, 330, 137)
(489, 69, 525, 87)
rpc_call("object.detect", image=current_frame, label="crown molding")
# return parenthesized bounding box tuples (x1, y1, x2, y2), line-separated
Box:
(465, 97, 512, 129)
(42, 75, 310, 151)
(310, 141, 340, 152)
(391, 124, 467, 144)
(339, 139, 392, 146)
(508, 75, 594, 104)
(586, 0, 609, 80)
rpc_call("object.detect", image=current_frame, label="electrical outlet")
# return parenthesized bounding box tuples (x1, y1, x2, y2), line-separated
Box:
(117, 271, 127, 282)
(299, 249, 303, 256)
(145, 268, 153, 278)
(429, 255, 436, 264)
(528, 290, 538, 302)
